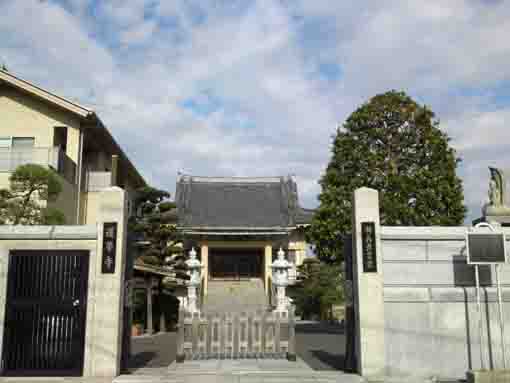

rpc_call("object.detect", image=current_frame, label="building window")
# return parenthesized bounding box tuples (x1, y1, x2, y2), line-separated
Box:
(0, 137, 35, 171)
(0, 137, 11, 170)
(12, 137, 35, 149)
(0, 137, 11, 148)
(53, 126, 68, 153)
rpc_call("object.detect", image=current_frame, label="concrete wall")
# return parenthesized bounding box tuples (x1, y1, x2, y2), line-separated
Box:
(381, 226, 510, 379)
(0, 187, 128, 377)
(350, 188, 510, 380)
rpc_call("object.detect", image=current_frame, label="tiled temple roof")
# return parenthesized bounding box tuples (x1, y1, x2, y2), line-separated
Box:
(175, 175, 313, 230)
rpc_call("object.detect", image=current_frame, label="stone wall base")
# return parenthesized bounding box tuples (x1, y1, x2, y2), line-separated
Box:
(467, 369, 510, 383)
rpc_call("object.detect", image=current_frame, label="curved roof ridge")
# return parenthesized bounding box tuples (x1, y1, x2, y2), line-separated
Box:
(178, 174, 295, 183)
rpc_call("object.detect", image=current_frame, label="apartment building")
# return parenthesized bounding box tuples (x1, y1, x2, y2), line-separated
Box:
(0, 69, 146, 224)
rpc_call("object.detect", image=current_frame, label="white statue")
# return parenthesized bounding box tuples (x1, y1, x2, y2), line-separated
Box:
(483, 167, 510, 216)
(271, 248, 291, 312)
(185, 247, 202, 313)
(489, 167, 503, 206)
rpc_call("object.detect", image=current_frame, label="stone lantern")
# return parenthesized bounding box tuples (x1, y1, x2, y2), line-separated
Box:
(185, 247, 202, 313)
(271, 247, 291, 312)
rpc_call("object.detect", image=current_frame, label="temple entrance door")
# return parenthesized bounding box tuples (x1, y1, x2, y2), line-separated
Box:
(209, 248, 262, 280)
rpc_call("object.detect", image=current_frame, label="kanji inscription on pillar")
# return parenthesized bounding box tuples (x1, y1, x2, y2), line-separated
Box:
(361, 221, 377, 273)
(102, 222, 118, 274)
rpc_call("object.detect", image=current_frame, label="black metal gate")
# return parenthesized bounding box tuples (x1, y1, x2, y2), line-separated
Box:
(1, 250, 90, 376)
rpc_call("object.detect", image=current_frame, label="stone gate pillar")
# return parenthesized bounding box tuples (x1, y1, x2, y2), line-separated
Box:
(81, 186, 128, 377)
(352, 187, 385, 378)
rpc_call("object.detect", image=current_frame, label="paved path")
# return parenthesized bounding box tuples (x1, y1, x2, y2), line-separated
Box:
(295, 322, 345, 371)
(129, 332, 177, 368)
(128, 321, 346, 371)
(116, 358, 363, 382)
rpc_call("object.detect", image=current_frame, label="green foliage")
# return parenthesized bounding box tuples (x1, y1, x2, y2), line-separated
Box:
(129, 186, 188, 283)
(129, 187, 188, 330)
(307, 90, 466, 263)
(41, 208, 66, 225)
(291, 258, 343, 320)
(0, 164, 65, 225)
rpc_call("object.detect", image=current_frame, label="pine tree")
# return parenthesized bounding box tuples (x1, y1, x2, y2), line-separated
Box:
(129, 186, 187, 281)
(307, 90, 466, 263)
(0, 164, 65, 225)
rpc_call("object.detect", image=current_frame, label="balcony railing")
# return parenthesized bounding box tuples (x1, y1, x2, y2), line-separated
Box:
(0, 147, 76, 184)
(85, 171, 112, 191)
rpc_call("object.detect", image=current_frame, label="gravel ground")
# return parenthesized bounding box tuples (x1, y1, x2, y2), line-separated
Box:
(128, 321, 346, 371)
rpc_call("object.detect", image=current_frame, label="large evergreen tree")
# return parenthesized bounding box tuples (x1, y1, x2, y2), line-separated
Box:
(308, 90, 466, 264)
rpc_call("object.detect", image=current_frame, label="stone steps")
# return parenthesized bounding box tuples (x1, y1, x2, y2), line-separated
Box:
(114, 371, 365, 383)
(203, 279, 268, 313)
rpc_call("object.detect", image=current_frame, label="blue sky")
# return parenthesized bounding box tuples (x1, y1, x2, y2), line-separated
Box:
(1, 0, 510, 222)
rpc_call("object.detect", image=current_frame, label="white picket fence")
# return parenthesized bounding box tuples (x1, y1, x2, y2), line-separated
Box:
(176, 307, 296, 362)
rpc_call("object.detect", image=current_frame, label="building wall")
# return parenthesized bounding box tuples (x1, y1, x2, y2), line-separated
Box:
(0, 86, 82, 224)
(380, 226, 510, 379)
(288, 231, 307, 266)
(0, 86, 81, 163)
(0, 173, 9, 191)
(47, 174, 78, 224)
(0, 85, 144, 226)
(81, 191, 102, 225)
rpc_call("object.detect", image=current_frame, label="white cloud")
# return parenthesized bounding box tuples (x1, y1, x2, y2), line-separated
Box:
(447, 108, 510, 152)
(119, 20, 157, 46)
(1, 0, 510, 218)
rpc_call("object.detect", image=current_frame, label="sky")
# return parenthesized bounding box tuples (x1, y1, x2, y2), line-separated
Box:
(1, 0, 510, 222)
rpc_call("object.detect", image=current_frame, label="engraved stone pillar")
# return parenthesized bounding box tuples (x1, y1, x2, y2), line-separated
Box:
(352, 187, 385, 378)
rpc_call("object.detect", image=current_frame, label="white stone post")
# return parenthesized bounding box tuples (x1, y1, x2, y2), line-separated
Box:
(88, 186, 128, 377)
(272, 247, 291, 312)
(185, 247, 202, 313)
(352, 187, 385, 378)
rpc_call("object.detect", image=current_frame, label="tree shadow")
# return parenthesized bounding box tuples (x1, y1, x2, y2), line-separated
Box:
(295, 323, 345, 335)
(309, 349, 345, 370)
(127, 351, 158, 369)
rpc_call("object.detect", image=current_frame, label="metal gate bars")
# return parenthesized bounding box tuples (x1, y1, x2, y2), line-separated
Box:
(176, 307, 296, 361)
(1, 250, 90, 376)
